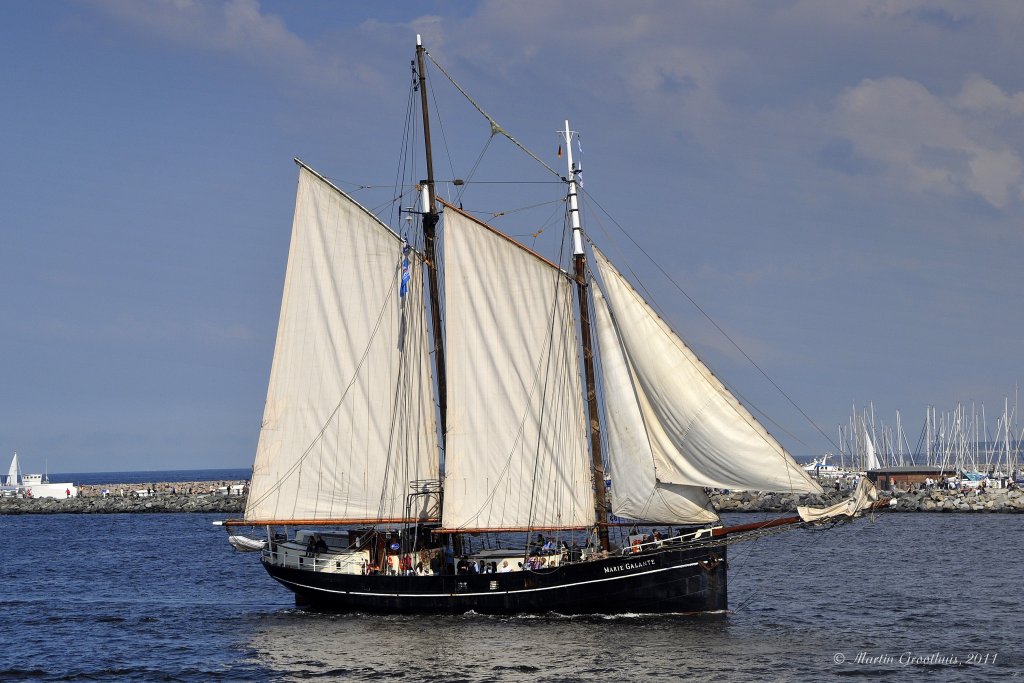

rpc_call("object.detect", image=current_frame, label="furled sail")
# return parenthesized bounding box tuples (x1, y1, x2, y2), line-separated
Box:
(440, 204, 595, 531)
(593, 287, 719, 524)
(244, 162, 440, 524)
(593, 248, 822, 494)
(798, 477, 878, 522)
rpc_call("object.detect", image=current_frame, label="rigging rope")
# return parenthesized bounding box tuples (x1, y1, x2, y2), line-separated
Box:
(424, 50, 562, 180)
(458, 134, 494, 201)
(580, 189, 840, 455)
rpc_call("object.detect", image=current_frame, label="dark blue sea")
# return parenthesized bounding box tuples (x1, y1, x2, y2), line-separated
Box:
(51, 468, 252, 486)
(1, 502, 1020, 680)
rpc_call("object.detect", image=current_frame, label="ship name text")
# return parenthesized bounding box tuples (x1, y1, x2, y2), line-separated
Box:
(604, 559, 656, 574)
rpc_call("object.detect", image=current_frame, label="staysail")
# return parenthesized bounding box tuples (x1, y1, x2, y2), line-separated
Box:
(593, 248, 822, 494)
(244, 162, 440, 524)
(440, 204, 595, 531)
(593, 287, 719, 524)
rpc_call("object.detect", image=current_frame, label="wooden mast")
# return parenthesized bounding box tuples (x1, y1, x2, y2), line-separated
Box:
(416, 36, 460, 555)
(564, 120, 611, 551)
(415, 36, 448, 451)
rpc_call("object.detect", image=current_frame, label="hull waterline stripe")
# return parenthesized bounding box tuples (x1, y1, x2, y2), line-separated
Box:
(271, 561, 701, 599)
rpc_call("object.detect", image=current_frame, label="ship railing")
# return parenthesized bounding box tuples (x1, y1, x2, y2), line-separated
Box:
(262, 546, 365, 574)
(620, 527, 716, 555)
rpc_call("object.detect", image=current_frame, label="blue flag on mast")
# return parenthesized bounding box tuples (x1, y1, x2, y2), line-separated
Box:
(399, 240, 411, 298)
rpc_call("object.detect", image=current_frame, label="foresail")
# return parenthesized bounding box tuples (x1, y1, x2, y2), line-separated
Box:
(245, 163, 439, 524)
(593, 287, 719, 525)
(593, 248, 822, 494)
(440, 205, 594, 531)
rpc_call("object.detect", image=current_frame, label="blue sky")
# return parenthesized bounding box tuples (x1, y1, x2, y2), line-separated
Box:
(2, 1, 1023, 473)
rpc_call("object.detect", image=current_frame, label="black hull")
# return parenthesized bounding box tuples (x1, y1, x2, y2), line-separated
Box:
(262, 545, 727, 615)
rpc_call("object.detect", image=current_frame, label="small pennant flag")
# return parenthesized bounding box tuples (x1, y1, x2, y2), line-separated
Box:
(557, 144, 562, 158)
(399, 241, 411, 298)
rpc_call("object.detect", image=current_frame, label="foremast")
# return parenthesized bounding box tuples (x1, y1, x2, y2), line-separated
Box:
(415, 35, 448, 464)
(564, 121, 611, 551)
(416, 37, 461, 559)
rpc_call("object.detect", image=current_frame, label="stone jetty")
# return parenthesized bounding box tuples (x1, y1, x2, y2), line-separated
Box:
(0, 479, 247, 515)
(712, 486, 1024, 513)
(2, 481, 1023, 515)
(878, 486, 1024, 513)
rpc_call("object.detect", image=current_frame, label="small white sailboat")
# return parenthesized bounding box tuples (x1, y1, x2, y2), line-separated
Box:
(2, 452, 78, 499)
(0, 452, 20, 496)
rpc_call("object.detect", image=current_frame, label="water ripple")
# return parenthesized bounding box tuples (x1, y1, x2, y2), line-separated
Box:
(0, 512, 1020, 681)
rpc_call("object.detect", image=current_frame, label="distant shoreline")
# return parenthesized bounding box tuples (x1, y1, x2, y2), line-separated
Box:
(2, 482, 1022, 515)
(0, 494, 245, 515)
(0, 478, 247, 515)
(49, 468, 251, 486)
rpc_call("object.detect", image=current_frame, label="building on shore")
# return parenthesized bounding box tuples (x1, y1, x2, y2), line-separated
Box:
(867, 466, 955, 492)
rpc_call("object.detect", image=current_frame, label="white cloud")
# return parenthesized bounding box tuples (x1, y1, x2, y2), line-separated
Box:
(91, 0, 307, 59)
(85, 1, 1024, 210)
(86, 0, 359, 90)
(832, 76, 1024, 207)
(955, 74, 1024, 115)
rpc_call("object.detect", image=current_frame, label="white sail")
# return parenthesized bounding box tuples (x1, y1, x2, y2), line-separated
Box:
(245, 163, 439, 523)
(861, 419, 881, 471)
(593, 287, 719, 525)
(593, 248, 822, 494)
(798, 477, 878, 522)
(5, 452, 18, 486)
(440, 205, 595, 531)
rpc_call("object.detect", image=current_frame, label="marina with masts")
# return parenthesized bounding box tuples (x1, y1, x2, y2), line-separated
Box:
(835, 393, 1024, 483)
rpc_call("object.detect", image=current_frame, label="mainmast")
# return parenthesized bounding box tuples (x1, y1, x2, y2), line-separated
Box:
(416, 35, 448, 451)
(564, 120, 610, 551)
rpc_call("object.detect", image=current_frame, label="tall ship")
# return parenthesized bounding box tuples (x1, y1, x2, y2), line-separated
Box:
(223, 38, 876, 614)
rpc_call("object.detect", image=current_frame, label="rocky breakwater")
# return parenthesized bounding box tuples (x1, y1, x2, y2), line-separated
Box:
(711, 487, 1024, 513)
(711, 490, 840, 513)
(0, 483, 247, 516)
(886, 487, 1024, 513)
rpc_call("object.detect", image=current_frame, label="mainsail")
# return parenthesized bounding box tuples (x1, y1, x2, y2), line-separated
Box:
(440, 204, 594, 531)
(244, 163, 439, 524)
(592, 248, 822, 495)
